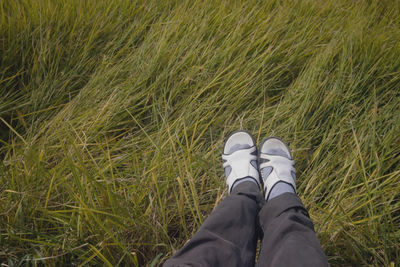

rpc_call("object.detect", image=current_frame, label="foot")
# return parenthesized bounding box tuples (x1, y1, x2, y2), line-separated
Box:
(222, 130, 261, 193)
(258, 137, 296, 201)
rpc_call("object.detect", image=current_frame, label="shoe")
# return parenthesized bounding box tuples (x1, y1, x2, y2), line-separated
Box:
(258, 137, 296, 200)
(222, 130, 260, 193)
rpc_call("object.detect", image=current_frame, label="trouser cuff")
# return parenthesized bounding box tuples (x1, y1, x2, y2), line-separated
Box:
(259, 192, 309, 226)
(231, 181, 264, 209)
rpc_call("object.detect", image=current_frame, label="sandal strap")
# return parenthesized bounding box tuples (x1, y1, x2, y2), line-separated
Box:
(222, 146, 259, 191)
(260, 154, 296, 199)
(222, 146, 257, 165)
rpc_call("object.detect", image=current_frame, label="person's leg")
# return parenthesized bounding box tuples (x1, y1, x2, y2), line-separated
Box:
(164, 181, 264, 267)
(256, 193, 328, 267)
(256, 137, 328, 267)
(164, 131, 263, 267)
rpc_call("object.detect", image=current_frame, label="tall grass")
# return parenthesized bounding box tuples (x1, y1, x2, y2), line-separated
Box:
(1, 0, 399, 265)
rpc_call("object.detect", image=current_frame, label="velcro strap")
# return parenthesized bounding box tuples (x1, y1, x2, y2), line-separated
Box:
(222, 146, 256, 161)
(260, 154, 296, 199)
(222, 146, 259, 191)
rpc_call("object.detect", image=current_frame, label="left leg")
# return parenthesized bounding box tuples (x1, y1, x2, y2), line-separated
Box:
(164, 181, 263, 267)
(164, 130, 263, 267)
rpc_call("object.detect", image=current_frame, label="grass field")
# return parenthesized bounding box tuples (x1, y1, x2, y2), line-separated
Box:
(1, 0, 400, 265)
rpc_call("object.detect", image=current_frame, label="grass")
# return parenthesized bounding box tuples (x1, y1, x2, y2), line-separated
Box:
(0, 0, 400, 265)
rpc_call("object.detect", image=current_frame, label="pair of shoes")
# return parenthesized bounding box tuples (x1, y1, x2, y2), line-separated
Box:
(222, 130, 296, 201)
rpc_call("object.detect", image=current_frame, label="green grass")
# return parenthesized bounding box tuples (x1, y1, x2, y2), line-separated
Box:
(1, 0, 400, 265)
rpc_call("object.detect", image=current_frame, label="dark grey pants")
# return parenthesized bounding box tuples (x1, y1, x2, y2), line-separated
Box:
(164, 182, 328, 267)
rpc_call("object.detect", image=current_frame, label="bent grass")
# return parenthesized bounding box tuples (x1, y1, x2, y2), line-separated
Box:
(1, 0, 400, 265)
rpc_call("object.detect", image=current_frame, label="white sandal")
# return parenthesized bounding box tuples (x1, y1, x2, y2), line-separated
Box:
(222, 130, 260, 193)
(258, 137, 296, 200)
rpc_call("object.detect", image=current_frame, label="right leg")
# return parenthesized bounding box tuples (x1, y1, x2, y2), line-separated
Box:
(256, 193, 328, 267)
(256, 137, 328, 267)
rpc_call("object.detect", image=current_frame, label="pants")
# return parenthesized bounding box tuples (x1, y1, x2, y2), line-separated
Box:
(164, 182, 329, 267)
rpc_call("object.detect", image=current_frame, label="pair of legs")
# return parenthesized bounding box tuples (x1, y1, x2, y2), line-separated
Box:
(164, 131, 328, 266)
